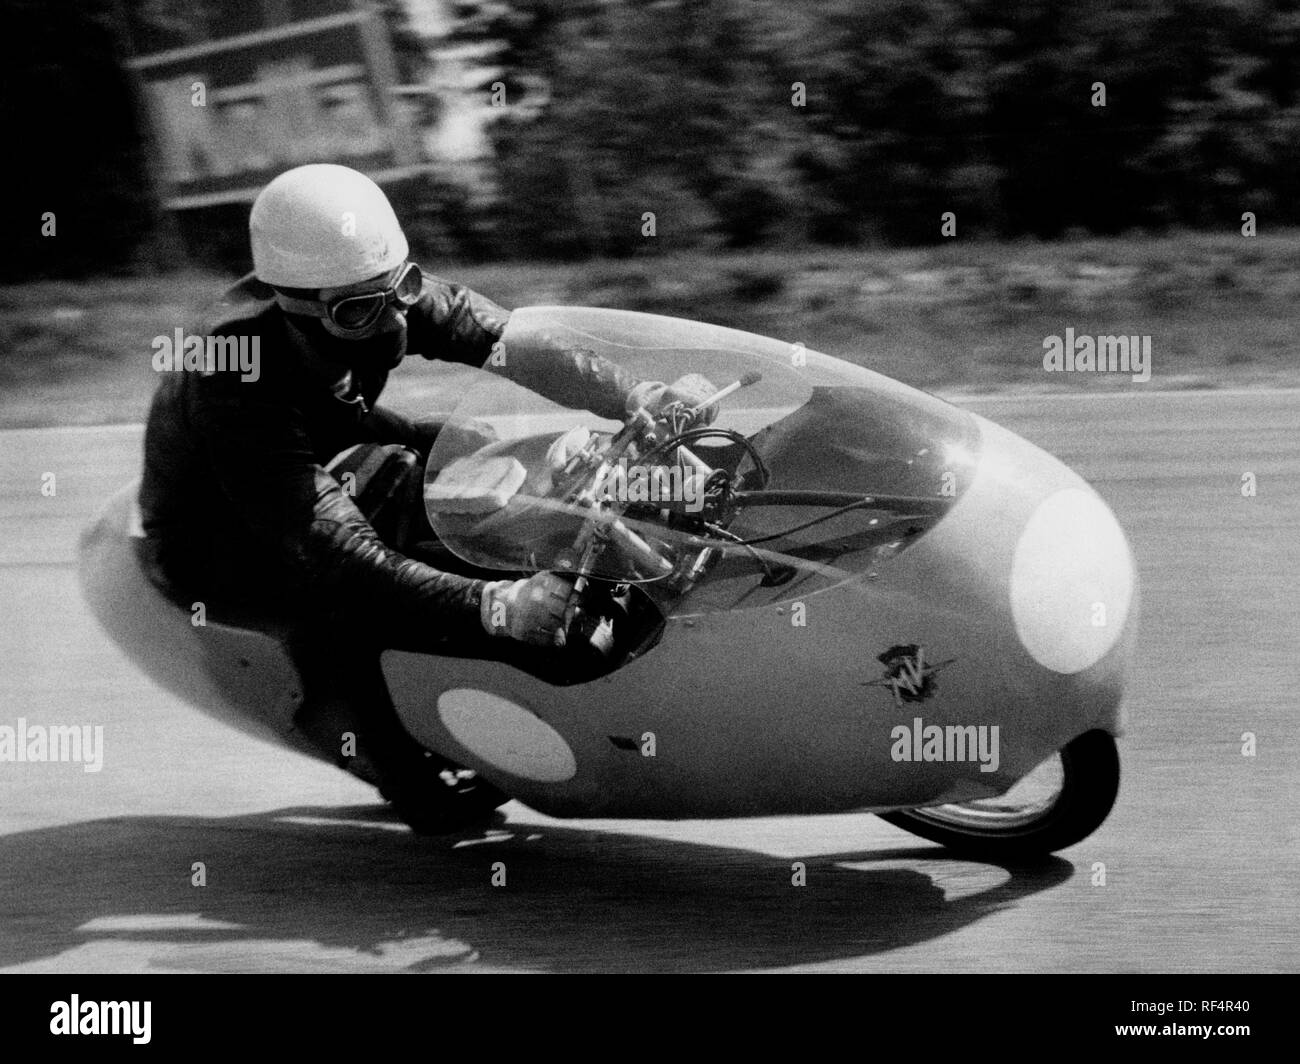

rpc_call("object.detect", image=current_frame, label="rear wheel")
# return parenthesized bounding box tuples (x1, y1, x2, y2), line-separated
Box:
(878, 729, 1120, 858)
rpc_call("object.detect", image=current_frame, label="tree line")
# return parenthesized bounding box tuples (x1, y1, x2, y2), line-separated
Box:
(457, 0, 1300, 256)
(11, 0, 1299, 279)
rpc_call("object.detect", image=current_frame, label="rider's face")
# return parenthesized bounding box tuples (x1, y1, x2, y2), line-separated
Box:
(288, 269, 410, 374)
(317, 269, 412, 344)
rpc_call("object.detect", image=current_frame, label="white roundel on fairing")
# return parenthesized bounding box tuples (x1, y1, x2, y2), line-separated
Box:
(436, 688, 577, 782)
(1009, 487, 1134, 674)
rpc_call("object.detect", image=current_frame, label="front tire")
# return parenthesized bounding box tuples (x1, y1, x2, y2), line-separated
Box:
(878, 729, 1120, 858)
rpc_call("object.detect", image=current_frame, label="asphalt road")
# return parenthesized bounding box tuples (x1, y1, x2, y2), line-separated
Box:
(0, 389, 1295, 973)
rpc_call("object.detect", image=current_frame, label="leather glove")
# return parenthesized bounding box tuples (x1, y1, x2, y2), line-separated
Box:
(480, 572, 576, 646)
(625, 373, 719, 427)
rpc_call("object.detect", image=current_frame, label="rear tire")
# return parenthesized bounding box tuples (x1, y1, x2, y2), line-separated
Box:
(878, 729, 1120, 858)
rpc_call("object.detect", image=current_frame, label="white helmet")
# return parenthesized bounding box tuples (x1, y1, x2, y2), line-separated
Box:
(249, 164, 409, 289)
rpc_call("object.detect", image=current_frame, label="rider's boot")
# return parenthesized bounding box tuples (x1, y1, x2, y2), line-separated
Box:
(288, 663, 507, 836)
(288, 442, 507, 835)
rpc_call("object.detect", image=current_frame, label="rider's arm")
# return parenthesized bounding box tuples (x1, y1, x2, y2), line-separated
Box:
(405, 274, 510, 366)
(405, 274, 642, 421)
(360, 406, 441, 459)
(188, 374, 489, 644)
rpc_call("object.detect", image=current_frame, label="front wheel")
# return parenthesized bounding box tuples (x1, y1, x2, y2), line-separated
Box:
(878, 729, 1120, 858)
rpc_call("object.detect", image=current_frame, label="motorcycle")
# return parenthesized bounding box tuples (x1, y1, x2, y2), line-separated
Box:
(79, 306, 1137, 857)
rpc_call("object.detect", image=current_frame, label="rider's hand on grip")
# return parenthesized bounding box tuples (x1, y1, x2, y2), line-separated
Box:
(626, 374, 720, 427)
(480, 572, 577, 646)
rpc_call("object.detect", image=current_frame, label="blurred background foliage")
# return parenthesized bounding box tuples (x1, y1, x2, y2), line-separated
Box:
(6, 0, 1300, 421)
(7, 0, 1300, 278)
(449, 0, 1300, 257)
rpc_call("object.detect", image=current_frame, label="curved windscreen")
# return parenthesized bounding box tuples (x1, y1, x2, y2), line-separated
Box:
(424, 307, 980, 614)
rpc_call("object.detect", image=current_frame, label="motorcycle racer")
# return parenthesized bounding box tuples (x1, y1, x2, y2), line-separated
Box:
(136, 163, 715, 832)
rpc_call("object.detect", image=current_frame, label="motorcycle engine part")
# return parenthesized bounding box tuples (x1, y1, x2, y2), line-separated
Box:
(545, 425, 593, 471)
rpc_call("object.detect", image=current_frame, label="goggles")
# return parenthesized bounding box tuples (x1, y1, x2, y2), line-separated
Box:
(276, 261, 423, 334)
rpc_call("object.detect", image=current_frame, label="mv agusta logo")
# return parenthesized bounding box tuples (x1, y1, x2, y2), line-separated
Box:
(863, 644, 955, 706)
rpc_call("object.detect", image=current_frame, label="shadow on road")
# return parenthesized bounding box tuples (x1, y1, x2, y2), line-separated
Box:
(0, 805, 1073, 972)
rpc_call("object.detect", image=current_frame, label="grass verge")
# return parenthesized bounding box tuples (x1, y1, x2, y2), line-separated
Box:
(2, 231, 1297, 429)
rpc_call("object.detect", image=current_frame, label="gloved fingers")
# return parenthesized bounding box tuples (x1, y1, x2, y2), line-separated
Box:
(530, 572, 578, 610)
(522, 583, 570, 617)
(625, 380, 667, 415)
(630, 375, 720, 425)
(506, 571, 578, 645)
(667, 373, 718, 404)
(518, 625, 558, 647)
(539, 570, 579, 592)
(665, 373, 719, 424)
(520, 624, 568, 648)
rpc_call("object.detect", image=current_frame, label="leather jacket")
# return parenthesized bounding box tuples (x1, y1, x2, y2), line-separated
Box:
(137, 273, 640, 644)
